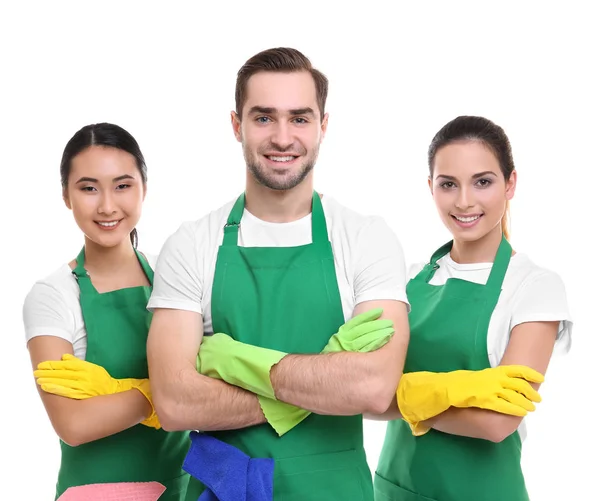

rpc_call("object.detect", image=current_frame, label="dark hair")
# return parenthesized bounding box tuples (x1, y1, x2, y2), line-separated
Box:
(60, 123, 147, 248)
(427, 116, 515, 239)
(235, 47, 329, 120)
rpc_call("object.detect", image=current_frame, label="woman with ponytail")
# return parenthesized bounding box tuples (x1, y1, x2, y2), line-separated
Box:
(22, 123, 196, 500)
(373, 116, 573, 501)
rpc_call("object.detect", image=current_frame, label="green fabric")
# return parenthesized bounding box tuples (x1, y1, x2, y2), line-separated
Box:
(375, 237, 530, 501)
(188, 191, 374, 500)
(197, 307, 394, 436)
(55, 248, 193, 500)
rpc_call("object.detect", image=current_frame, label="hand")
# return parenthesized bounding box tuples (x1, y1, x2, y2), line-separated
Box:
(322, 308, 395, 353)
(396, 365, 544, 436)
(34, 354, 160, 429)
(197, 334, 287, 399)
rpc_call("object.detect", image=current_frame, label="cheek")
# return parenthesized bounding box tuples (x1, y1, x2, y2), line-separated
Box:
(479, 186, 506, 210)
(432, 189, 452, 212)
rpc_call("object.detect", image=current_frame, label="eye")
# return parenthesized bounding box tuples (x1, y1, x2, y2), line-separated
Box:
(255, 116, 271, 124)
(80, 186, 96, 192)
(440, 181, 456, 189)
(476, 178, 492, 187)
(116, 183, 131, 190)
(292, 117, 308, 124)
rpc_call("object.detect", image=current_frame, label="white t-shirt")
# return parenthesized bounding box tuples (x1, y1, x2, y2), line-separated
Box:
(408, 251, 573, 441)
(147, 195, 409, 333)
(22, 254, 158, 360)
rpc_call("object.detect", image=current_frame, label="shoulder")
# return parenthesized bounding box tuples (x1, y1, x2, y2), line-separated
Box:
(322, 195, 400, 243)
(23, 263, 80, 320)
(163, 199, 237, 249)
(408, 262, 428, 280)
(506, 253, 567, 294)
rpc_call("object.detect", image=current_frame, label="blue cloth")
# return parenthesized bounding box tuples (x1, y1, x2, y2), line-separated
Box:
(183, 431, 274, 501)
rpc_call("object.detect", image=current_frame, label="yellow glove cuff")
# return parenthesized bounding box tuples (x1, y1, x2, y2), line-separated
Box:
(132, 379, 161, 429)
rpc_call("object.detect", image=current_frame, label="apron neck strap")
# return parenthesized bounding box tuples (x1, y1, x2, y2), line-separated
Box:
(73, 247, 88, 279)
(222, 191, 328, 246)
(71, 246, 154, 286)
(485, 236, 512, 290)
(415, 236, 512, 288)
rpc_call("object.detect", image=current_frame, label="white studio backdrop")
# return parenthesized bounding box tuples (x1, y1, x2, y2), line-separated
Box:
(1, 1, 596, 499)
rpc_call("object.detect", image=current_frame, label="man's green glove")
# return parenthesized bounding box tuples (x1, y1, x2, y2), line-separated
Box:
(197, 333, 286, 399)
(197, 308, 395, 436)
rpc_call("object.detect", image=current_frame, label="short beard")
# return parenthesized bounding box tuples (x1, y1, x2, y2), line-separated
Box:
(247, 158, 315, 191)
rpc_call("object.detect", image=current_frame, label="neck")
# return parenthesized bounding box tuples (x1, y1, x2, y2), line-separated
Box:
(449, 225, 504, 264)
(81, 237, 137, 274)
(244, 172, 315, 223)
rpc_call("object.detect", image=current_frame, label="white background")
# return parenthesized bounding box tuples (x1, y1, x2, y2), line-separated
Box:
(1, 1, 597, 499)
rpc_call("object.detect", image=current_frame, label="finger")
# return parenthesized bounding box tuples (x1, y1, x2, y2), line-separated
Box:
(353, 329, 395, 351)
(501, 365, 545, 384)
(39, 383, 90, 399)
(33, 369, 86, 381)
(36, 359, 86, 372)
(351, 319, 394, 336)
(342, 309, 383, 330)
(498, 389, 536, 413)
(502, 377, 542, 403)
(481, 398, 528, 417)
(36, 377, 87, 391)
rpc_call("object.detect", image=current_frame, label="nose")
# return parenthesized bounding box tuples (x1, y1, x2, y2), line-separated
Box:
(271, 122, 294, 151)
(98, 191, 117, 215)
(454, 186, 475, 211)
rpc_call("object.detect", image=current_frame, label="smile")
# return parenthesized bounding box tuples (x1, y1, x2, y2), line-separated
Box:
(266, 155, 297, 163)
(453, 215, 481, 223)
(95, 219, 122, 229)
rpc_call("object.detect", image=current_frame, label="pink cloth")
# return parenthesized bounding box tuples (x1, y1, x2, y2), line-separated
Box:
(57, 481, 166, 500)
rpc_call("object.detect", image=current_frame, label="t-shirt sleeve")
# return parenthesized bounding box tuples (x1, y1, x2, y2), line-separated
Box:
(147, 222, 204, 314)
(22, 283, 76, 345)
(510, 270, 573, 355)
(353, 216, 409, 307)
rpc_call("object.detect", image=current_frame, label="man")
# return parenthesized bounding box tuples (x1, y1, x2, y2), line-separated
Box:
(146, 47, 410, 500)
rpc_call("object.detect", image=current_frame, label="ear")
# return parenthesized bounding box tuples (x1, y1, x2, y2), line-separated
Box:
(505, 170, 517, 201)
(428, 176, 433, 195)
(142, 182, 147, 201)
(63, 189, 72, 210)
(231, 111, 242, 143)
(319, 112, 329, 143)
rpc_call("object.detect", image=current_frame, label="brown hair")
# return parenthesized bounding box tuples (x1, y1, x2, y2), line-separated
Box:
(234, 47, 328, 121)
(428, 116, 515, 240)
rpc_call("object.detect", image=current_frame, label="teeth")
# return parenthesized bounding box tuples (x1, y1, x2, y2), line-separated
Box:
(268, 156, 295, 162)
(98, 221, 119, 227)
(455, 215, 480, 223)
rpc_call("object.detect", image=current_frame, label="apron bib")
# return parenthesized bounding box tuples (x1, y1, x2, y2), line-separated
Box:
(188, 192, 373, 501)
(55, 248, 192, 500)
(375, 237, 529, 501)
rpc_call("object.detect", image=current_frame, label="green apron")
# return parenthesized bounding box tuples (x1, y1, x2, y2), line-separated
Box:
(55, 247, 193, 500)
(187, 191, 373, 500)
(375, 237, 529, 501)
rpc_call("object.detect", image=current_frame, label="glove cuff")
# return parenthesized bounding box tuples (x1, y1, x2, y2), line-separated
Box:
(132, 379, 161, 429)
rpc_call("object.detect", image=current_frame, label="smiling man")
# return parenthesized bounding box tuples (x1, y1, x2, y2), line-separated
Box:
(146, 47, 410, 501)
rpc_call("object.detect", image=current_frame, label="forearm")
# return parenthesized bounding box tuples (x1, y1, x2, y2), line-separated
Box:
(271, 300, 408, 416)
(425, 408, 523, 443)
(40, 389, 151, 447)
(153, 363, 266, 432)
(271, 347, 399, 416)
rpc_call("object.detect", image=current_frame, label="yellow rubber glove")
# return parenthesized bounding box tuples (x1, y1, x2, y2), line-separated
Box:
(397, 365, 544, 436)
(34, 354, 160, 429)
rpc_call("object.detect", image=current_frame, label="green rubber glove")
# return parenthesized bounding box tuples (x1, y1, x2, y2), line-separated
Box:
(197, 308, 395, 436)
(197, 333, 286, 399)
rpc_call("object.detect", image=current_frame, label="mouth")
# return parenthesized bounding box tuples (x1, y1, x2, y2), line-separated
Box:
(263, 154, 300, 166)
(451, 213, 483, 228)
(95, 219, 123, 230)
